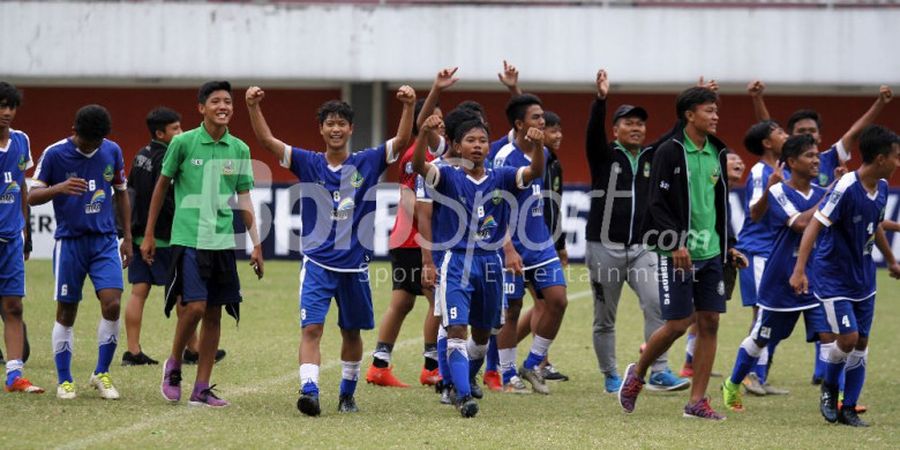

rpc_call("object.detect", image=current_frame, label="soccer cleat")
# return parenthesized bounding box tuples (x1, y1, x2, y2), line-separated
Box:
(189, 385, 229, 408)
(297, 391, 321, 417)
(837, 399, 868, 414)
(56, 381, 76, 400)
(683, 397, 726, 421)
(604, 373, 622, 393)
(618, 363, 644, 413)
(761, 383, 789, 395)
(519, 366, 549, 395)
(5, 377, 45, 394)
(722, 379, 744, 412)
(420, 367, 441, 386)
(439, 383, 454, 405)
(182, 348, 226, 365)
(837, 404, 869, 427)
(161, 360, 182, 402)
(338, 394, 359, 413)
(469, 378, 484, 399)
(90, 372, 120, 400)
(820, 384, 839, 423)
(502, 375, 530, 394)
(742, 372, 767, 396)
(122, 351, 159, 366)
(542, 364, 569, 382)
(365, 365, 409, 388)
(456, 395, 479, 418)
(483, 370, 502, 392)
(679, 363, 694, 378)
(647, 369, 691, 392)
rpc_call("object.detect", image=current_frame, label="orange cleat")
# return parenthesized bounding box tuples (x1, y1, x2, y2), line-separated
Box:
(483, 370, 503, 392)
(419, 367, 441, 386)
(837, 400, 868, 414)
(680, 363, 694, 378)
(4, 377, 45, 394)
(365, 365, 409, 388)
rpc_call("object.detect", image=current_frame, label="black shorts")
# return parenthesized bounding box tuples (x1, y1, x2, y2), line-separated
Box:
(390, 248, 424, 295)
(658, 255, 726, 320)
(128, 243, 172, 286)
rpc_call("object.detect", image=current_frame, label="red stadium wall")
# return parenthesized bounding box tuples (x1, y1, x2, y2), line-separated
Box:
(11, 86, 900, 185)
(386, 90, 900, 185)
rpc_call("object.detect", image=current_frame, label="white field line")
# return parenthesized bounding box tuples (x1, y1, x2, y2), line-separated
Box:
(59, 289, 592, 449)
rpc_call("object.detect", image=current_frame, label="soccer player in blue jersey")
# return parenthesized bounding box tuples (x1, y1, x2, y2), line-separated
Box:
(492, 94, 568, 395)
(791, 125, 900, 427)
(246, 84, 415, 416)
(722, 134, 828, 412)
(733, 119, 789, 396)
(30, 105, 131, 400)
(0, 82, 42, 394)
(413, 113, 544, 417)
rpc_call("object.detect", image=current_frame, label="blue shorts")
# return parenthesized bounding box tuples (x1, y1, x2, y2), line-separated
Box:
(128, 243, 172, 286)
(0, 235, 25, 297)
(437, 251, 504, 330)
(179, 248, 242, 305)
(504, 258, 567, 301)
(53, 235, 123, 303)
(738, 254, 767, 307)
(820, 297, 875, 338)
(658, 255, 726, 321)
(751, 305, 825, 344)
(299, 258, 374, 330)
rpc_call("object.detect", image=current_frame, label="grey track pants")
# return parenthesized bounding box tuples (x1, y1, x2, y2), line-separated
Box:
(586, 241, 668, 376)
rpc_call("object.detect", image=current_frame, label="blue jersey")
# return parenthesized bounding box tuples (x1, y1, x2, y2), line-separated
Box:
(416, 157, 459, 254)
(33, 138, 126, 239)
(492, 142, 556, 267)
(428, 164, 525, 254)
(812, 172, 887, 302)
(0, 130, 33, 239)
(486, 131, 512, 169)
(757, 182, 826, 311)
(736, 161, 780, 256)
(283, 142, 394, 271)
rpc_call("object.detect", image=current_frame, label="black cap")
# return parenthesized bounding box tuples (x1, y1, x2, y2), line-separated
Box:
(613, 104, 648, 123)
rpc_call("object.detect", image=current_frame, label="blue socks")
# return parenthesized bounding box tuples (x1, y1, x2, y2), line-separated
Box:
(447, 339, 470, 399)
(340, 360, 361, 397)
(842, 350, 867, 407)
(52, 322, 74, 384)
(437, 332, 452, 386)
(730, 347, 760, 386)
(95, 319, 119, 375)
(485, 335, 499, 373)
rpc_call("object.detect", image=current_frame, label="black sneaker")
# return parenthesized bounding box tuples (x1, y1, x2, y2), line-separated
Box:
(820, 384, 839, 423)
(182, 349, 227, 365)
(338, 394, 359, 413)
(542, 364, 569, 382)
(122, 351, 160, 366)
(297, 391, 321, 417)
(456, 395, 479, 418)
(838, 404, 869, 427)
(469, 378, 483, 399)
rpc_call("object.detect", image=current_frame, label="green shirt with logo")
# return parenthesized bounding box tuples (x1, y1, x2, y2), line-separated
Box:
(682, 131, 721, 260)
(160, 124, 254, 250)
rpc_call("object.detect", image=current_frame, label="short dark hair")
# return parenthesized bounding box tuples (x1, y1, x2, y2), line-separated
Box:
(505, 94, 543, 129)
(412, 98, 437, 136)
(780, 134, 817, 165)
(197, 81, 232, 104)
(146, 107, 181, 140)
(743, 120, 779, 156)
(456, 100, 487, 122)
(675, 87, 718, 122)
(444, 108, 482, 145)
(317, 100, 354, 125)
(786, 109, 822, 135)
(74, 105, 112, 141)
(859, 124, 900, 164)
(544, 111, 561, 128)
(0, 82, 22, 108)
(452, 119, 490, 144)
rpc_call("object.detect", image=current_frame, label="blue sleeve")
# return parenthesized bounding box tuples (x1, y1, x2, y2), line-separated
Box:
(289, 147, 319, 182)
(816, 178, 850, 227)
(35, 149, 55, 186)
(366, 143, 389, 177)
(767, 188, 793, 226)
(434, 165, 456, 194)
(113, 144, 127, 189)
(499, 166, 523, 193)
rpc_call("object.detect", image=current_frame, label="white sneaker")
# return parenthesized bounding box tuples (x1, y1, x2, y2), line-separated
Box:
(57, 381, 77, 400)
(90, 372, 120, 400)
(503, 375, 531, 394)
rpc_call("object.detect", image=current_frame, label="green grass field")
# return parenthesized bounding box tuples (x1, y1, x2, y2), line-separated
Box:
(2, 260, 899, 449)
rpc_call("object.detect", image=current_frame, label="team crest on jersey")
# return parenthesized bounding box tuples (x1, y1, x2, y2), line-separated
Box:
(17, 155, 27, 171)
(553, 176, 560, 192)
(710, 168, 720, 185)
(0, 181, 19, 204)
(85, 189, 106, 214)
(351, 171, 364, 188)
(405, 162, 414, 175)
(643, 162, 651, 178)
(192, 159, 203, 166)
(331, 197, 355, 221)
(103, 164, 114, 182)
(818, 173, 829, 186)
(223, 160, 235, 175)
(474, 215, 498, 241)
(492, 189, 502, 205)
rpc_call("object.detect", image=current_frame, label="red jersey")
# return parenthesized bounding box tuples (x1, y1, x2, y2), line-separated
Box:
(389, 141, 434, 249)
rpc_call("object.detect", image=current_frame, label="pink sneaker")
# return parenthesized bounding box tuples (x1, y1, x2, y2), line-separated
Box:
(160, 359, 182, 402)
(189, 384, 229, 408)
(683, 397, 726, 421)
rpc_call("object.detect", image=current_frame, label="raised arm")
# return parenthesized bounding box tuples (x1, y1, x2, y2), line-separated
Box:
(238, 190, 264, 279)
(747, 80, 771, 122)
(389, 85, 417, 162)
(413, 115, 444, 179)
(245, 86, 288, 162)
(838, 85, 893, 155)
(585, 69, 611, 175)
(417, 67, 459, 132)
(497, 60, 522, 97)
(750, 162, 784, 222)
(520, 128, 545, 184)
